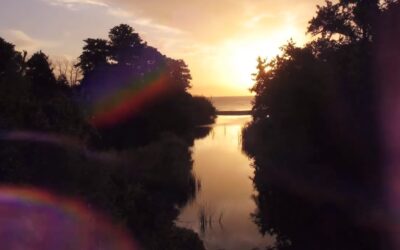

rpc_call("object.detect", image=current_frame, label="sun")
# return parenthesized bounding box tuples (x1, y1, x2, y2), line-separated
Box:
(221, 39, 280, 91)
(230, 45, 266, 88)
(189, 25, 307, 96)
(211, 26, 307, 94)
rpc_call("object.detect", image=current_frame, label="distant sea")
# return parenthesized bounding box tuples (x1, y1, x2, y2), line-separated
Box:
(210, 96, 253, 112)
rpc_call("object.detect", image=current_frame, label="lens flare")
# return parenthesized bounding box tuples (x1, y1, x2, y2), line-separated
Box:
(84, 65, 170, 128)
(0, 186, 138, 250)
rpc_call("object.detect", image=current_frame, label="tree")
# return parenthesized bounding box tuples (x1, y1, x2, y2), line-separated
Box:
(54, 58, 82, 86)
(77, 38, 109, 77)
(307, 0, 381, 42)
(108, 24, 146, 67)
(0, 32, 208, 250)
(251, 57, 267, 92)
(167, 59, 192, 92)
(26, 51, 57, 97)
(241, 1, 400, 250)
(75, 24, 215, 150)
(0, 37, 23, 78)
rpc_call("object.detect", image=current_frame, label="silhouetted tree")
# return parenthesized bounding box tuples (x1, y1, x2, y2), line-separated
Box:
(26, 51, 57, 97)
(0, 37, 23, 78)
(0, 22, 213, 249)
(308, 0, 385, 42)
(108, 24, 146, 67)
(54, 58, 82, 86)
(0, 35, 206, 250)
(77, 38, 109, 77)
(167, 59, 192, 92)
(243, 1, 400, 249)
(76, 24, 215, 149)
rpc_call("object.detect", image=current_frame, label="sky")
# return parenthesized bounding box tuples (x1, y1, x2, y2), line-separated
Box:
(0, 0, 325, 96)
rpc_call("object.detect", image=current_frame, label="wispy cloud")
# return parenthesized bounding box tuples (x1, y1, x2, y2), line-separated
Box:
(107, 7, 132, 18)
(30, 0, 326, 95)
(243, 14, 274, 28)
(130, 18, 184, 35)
(106, 7, 183, 35)
(1, 29, 57, 53)
(43, 0, 108, 10)
(43, 0, 183, 35)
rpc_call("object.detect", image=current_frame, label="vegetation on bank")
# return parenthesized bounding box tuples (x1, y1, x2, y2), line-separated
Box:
(0, 24, 217, 249)
(242, 1, 399, 249)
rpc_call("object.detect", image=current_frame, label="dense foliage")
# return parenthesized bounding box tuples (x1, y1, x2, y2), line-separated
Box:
(0, 24, 217, 249)
(76, 24, 216, 149)
(243, 1, 400, 249)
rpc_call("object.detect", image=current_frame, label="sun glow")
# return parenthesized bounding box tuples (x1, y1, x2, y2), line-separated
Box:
(209, 25, 307, 95)
(225, 40, 279, 89)
(208, 40, 269, 95)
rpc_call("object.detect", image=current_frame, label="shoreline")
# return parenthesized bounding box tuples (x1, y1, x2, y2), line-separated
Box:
(216, 110, 251, 116)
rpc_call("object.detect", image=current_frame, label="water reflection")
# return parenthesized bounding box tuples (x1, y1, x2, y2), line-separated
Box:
(177, 115, 274, 250)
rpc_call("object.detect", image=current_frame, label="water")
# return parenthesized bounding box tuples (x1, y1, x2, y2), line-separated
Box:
(210, 96, 253, 111)
(177, 97, 274, 250)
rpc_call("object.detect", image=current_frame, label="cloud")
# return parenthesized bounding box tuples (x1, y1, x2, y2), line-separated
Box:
(43, 0, 184, 36)
(243, 14, 274, 29)
(43, 0, 319, 44)
(107, 7, 132, 18)
(43, 0, 108, 10)
(0, 29, 57, 53)
(37, 0, 326, 95)
(107, 0, 247, 42)
(97, 0, 324, 43)
(130, 18, 184, 35)
(105, 5, 185, 36)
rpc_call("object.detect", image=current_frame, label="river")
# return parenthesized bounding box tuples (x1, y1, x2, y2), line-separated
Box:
(177, 97, 274, 250)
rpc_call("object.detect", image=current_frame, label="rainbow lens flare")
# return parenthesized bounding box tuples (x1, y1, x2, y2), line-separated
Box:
(0, 186, 138, 250)
(84, 66, 170, 128)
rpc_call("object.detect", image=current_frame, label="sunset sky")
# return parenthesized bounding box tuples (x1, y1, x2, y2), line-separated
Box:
(0, 0, 324, 96)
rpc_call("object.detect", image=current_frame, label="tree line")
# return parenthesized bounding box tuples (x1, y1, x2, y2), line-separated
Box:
(0, 24, 217, 249)
(243, 1, 400, 250)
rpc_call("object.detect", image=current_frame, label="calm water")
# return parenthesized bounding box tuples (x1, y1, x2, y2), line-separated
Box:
(210, 96, 253, 111)
(177, 97, 274, 250)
